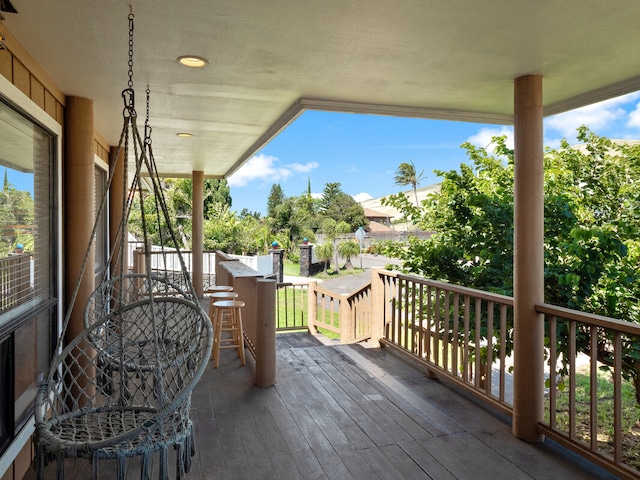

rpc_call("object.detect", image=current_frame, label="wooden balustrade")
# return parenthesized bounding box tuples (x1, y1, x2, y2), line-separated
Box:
(307, 281, 373, 344)
(376, 269, 515, 415)
(536, 303, 640, 479)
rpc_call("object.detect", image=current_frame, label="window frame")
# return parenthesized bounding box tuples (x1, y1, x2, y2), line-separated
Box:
(0, 74, 62, 471)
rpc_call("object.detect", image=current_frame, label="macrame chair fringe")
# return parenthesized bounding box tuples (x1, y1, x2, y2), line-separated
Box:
(32, 8, 212, 479)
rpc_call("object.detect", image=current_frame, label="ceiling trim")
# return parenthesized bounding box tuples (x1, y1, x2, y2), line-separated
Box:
(544, 75, 640, 117)
(225, 99, 307, 177)
(298, 98, 514, 124)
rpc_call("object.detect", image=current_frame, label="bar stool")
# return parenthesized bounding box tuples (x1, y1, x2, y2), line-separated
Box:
(208, 291, 238, 320)
(211, 300, 246, 368)
(205, 285, 233, 294)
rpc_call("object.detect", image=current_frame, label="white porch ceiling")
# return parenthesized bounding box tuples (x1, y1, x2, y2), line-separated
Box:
(4, 0, 640, 177)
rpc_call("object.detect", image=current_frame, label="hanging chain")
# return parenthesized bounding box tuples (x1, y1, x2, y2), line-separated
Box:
(127, 8, 134, 89)
(144, 85, 152, 147)
(122, 7, 136, 116)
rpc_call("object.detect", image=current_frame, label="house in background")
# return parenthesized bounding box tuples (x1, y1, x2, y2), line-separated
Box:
(360, 184, 440, 233)
(362, 208, 392, 231)
(1, 2, 640, 479)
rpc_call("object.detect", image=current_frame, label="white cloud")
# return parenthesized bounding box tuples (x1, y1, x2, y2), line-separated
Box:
(546, 92, 640, 139)
(227, 154, 318, 187)
(626, 101, 640, 130)
(311, 192, 323, 199)
(289, 161, 319, 173)
(467, 126, 514, 151)
(352, 192, 373, 202)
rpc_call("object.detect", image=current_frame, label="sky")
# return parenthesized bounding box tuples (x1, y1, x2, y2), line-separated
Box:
(227, 90, 640, 215)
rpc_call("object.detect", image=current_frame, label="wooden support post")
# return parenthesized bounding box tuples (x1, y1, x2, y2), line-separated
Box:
(513, 74, 545, 442)
(370, 267, 385, 344)
(192, 171, 204, 297)
(307, 280, 318, 335)
(64, 96, 95, 344)
(255, 278, 276, 387)
(64, 96, 96, 402)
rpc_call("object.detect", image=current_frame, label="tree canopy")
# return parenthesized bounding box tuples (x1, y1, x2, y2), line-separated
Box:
(381, 129, 640, 401)
(0, 173, 34, 256)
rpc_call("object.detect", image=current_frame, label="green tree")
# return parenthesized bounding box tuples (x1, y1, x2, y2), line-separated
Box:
(382, 131, 640, 403)
(319, 182, 368, 230)
(318, 182, 342, 214)
(129, 177, 237, 249)
(0, 175, 34, 256)
(267, 183, 285, 218)
(204, 179, 232, 218)
(394, 160, 425, 208)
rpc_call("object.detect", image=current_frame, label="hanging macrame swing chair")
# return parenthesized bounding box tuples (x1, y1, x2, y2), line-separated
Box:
(33, 10, 212, 480)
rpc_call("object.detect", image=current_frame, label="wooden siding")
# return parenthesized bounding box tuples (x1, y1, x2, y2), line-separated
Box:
(0, 26, 64, 126)
(94, 133, 110, 164)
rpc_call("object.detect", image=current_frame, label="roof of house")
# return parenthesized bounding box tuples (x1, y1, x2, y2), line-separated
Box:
(363, 208, 391, 219)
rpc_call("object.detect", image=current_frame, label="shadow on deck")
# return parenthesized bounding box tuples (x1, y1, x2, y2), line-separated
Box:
(28, 333, 616, 479)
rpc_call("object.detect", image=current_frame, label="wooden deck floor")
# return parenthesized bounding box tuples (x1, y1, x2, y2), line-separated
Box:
(28, 333, 617, 479)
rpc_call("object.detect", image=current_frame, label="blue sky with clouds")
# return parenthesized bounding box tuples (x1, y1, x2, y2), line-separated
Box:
(228, 91, 640, 215)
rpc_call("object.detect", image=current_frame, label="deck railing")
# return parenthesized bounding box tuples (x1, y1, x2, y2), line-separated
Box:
(536, 303, 640, 479)
(374, 269, 640, 479)
(375, 269, 515, 415)
(307, 281, 373, 343)
(276, 282, 309, 331)
(131, 248, 217, 289)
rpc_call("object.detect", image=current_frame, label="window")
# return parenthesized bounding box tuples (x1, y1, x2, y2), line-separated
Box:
(0, 98, 57, 454)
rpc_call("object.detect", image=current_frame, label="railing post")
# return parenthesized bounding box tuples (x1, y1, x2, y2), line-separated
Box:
(132, 248, 145, 300)
(255, 278, 276, 387)
(307, 280, 318, 335)
(132, 248, 145, 274)
(370, 267, 385, 344)
(339, 294, 352, 344)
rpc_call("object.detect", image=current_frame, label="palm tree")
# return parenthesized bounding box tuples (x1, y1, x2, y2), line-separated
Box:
(322, 219, 351, 273)
(337, 239, 360, 270)
(394, 160, 425, 208)
(315, 242, 334, 274)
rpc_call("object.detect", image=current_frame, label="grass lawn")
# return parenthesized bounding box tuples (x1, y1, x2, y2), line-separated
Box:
(545, 369, 640, 469)
(276, 273, 340, 340)
(283, 261, 300, 277)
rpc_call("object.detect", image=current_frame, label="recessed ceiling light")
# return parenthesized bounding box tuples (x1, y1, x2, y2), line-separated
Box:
(177, 55, 208, 68)
(176, 132, 193, 138)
